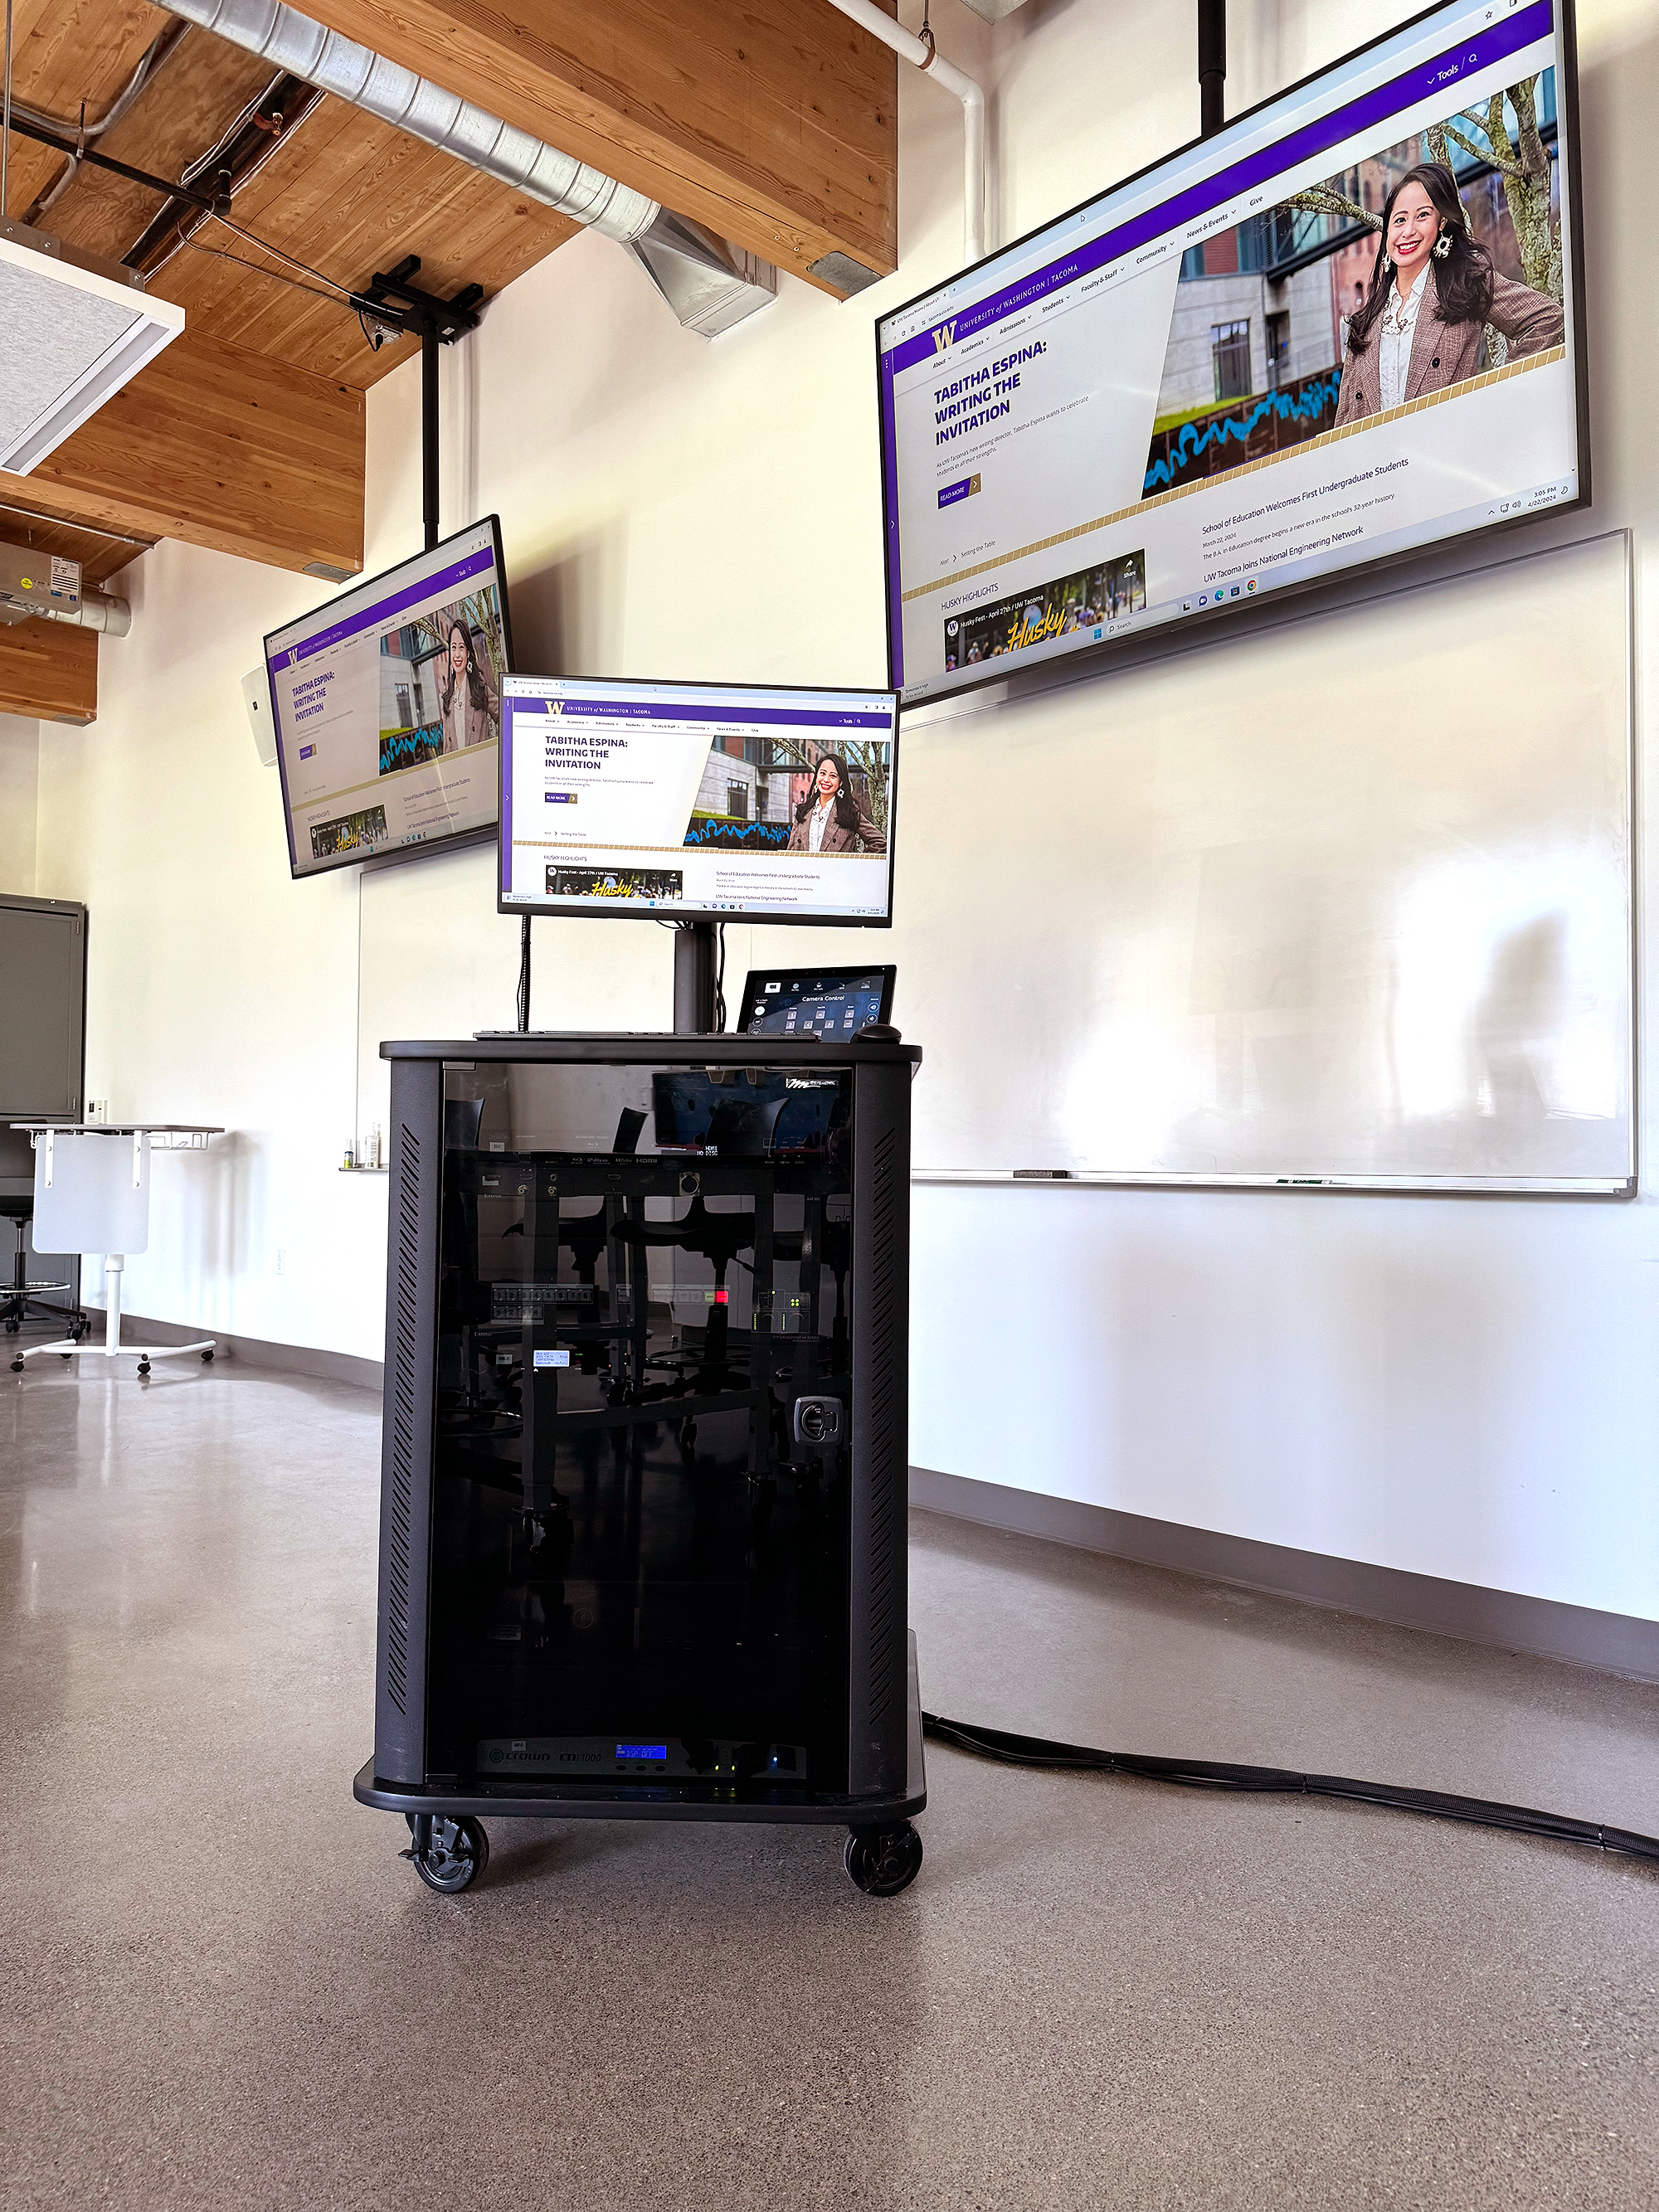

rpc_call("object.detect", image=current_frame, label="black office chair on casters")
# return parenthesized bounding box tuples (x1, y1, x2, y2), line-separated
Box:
(0, 1185, 85, 1335)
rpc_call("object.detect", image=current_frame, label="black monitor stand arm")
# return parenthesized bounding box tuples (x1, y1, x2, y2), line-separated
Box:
(674, 920, 718, 1034)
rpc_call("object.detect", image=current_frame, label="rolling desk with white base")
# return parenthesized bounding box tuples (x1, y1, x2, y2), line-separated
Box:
(9, 1124, 224, 1376)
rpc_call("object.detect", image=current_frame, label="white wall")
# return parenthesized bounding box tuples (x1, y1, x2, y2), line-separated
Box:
(0, 712, 40, 893)
(32, 0, 1659, 1621)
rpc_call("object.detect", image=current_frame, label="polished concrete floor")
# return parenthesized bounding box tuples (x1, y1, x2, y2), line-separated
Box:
(2, 1353, 1657, 2210)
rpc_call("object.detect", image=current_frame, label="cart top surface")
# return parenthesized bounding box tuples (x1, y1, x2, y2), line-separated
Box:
(382, 1033, 922, 1067)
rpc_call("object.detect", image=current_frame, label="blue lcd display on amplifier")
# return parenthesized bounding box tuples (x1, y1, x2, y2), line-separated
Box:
(616, 1743, 668, 1760)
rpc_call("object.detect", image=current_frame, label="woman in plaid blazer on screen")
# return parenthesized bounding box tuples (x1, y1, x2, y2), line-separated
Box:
(1333, 162, 1564, 427)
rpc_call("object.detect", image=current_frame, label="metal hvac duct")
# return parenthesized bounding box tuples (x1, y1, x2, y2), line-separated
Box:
(158, 0, 777, 331)
(0, 540, 132, 633)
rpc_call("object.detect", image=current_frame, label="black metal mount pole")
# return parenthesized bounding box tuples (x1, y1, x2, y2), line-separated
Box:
(421, 319, 440, 554)
(356, 260, 517, 1027)
(1199, 0, 1226, 138)
(358, 256, 484, 554)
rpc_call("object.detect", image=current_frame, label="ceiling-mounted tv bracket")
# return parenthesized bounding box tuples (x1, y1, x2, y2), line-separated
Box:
(1199, 0, 1226, 139)
(358, 256, 484, 552)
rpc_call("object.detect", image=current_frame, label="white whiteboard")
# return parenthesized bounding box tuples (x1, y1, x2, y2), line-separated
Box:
(887, 531, 1633, 1191)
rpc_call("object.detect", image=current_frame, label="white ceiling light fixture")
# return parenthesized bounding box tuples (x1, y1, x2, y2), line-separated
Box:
(0, 218, 186, 474)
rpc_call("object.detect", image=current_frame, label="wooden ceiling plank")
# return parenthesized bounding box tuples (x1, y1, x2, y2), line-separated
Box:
(9, 0, 167, 121)
(4, 0, 170, 222)
(48, 28, 279, 265)
(23, 29, 577, 388)
(1, 328, 364, 576)
(0, 616, 98, 725)
(149, 90, 572, 385)
(277, 0, 898, 286)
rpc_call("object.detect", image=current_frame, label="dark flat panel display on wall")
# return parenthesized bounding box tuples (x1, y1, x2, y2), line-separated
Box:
(265, 515, 515, 878)
(0, 896, 86, 1305)
(0, 895, 85, 1123)
(877, 0, 1589, 707)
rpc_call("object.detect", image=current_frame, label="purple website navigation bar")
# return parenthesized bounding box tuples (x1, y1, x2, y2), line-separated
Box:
(269, 542, 497, 671)
(880, 2, 1550, 382)
(505, 700, 893, 729)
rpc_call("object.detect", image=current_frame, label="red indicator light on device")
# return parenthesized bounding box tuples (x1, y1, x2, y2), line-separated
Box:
(713, 1288, 729, 1305)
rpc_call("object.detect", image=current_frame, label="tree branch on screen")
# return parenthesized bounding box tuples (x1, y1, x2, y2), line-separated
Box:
(1427, 77, 1560, 299)
(1287, 184, 1378, 232)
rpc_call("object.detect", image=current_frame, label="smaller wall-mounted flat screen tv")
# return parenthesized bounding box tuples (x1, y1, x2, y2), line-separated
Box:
(266, 516, 514, 878)
(877, 0, 1588, 707)
(498, 676, 898, 926)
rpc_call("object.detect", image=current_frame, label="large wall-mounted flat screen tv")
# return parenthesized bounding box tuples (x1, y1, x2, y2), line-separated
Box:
(266, 516, 513, 877)
(498, 676, 898, 926)
(877, 0, 1587, 708)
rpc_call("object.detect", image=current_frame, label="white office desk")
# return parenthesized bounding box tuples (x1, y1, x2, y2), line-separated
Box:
(9, 1123, 225, 1375)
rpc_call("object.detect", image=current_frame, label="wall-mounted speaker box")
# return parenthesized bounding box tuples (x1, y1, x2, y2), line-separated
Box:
(240, 668, 276, 767)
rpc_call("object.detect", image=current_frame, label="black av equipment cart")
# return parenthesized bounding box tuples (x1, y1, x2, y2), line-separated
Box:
(354, 1032, 926, 1896)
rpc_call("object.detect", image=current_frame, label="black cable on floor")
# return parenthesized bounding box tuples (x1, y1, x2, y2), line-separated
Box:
(922, 1712, 1659, 1865)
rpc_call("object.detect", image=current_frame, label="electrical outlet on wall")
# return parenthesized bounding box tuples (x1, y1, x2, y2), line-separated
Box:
(85, 1100, 108, 1123)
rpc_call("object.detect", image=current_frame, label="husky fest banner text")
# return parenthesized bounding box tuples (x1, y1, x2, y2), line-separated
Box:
(547, 865, 685, 902)
(944, 552, 1146, 668)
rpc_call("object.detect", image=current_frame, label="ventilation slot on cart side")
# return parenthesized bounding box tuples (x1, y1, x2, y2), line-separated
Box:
(384, 1124, 422, 1717)
(865, 1126, 901, 1726)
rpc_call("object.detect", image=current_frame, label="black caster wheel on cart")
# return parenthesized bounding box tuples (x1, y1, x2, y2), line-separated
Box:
(137, 1359, 151, 1377)
(844, 1821, 922, 1897)
(404, 1813, 489, 1894)
(201, 1349, 214, 1363)
(9, 1357, 22, 1373)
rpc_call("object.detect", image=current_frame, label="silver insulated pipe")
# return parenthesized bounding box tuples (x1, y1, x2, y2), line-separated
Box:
(157, 0, 659, 243)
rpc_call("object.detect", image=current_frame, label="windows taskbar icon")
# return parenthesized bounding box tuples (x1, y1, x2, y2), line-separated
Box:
(1188, 580, 1259, 610)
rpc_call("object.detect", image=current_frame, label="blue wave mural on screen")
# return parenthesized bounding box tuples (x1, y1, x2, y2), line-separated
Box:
(682, 817, 791, 852)
(378, 726, 442, 775)
(1144, 371, 1342, 494)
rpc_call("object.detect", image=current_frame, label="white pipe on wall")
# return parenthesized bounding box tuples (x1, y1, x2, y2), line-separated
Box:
(39, 590, 130, 635)
(825, 0, 986, 264)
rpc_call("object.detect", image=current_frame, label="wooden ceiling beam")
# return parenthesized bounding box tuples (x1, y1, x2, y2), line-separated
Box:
(0, 618, 99, 726)
(0, 501, 153, 590)
(284, 0, 898, 291)
(0, 328, 364, 578)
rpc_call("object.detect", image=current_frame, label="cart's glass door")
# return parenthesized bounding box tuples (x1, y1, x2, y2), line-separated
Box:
(426, 1058, 854, 1798)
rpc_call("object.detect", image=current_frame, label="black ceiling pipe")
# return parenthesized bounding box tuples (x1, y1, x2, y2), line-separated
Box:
(4, 113, 222, 215)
